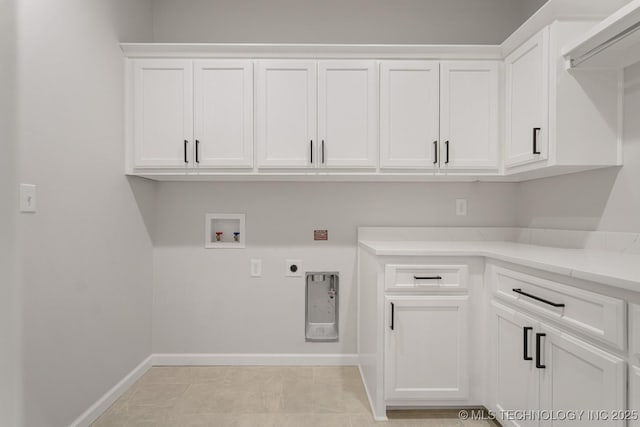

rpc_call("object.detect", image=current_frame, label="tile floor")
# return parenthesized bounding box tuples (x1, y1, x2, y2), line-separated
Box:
(92, 366, 497, 427)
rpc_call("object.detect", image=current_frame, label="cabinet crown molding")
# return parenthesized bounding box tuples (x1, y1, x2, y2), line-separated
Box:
(120, 43, 502, 60)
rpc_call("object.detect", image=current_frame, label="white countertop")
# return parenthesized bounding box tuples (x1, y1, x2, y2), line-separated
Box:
(359, 240, 640, 293)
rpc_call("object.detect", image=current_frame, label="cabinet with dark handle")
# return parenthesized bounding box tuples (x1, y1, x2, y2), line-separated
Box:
(523, 326, 533, 361)
(512, 288, 565, 308)
(433, 141, 438, 165)
(390, 302, 395, 331)
(533, 127, 541, 155)
(445, 141, 450, 164)
(535, 333, 546, 369)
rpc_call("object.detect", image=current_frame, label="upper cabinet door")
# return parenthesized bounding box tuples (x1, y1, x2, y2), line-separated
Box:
(380, 61, 439, 169)
(505, 28, 549, 168)
(256, 60, 317, 169)
(318, 61, 377, 168)
(440, 61, 499, 170)
(194, 60, 253, 169)
(133, 59, 193, 168)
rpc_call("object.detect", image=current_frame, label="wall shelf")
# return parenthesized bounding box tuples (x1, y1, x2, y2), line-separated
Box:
(562, 0, 640, 69)
(205, 213, 246, 249)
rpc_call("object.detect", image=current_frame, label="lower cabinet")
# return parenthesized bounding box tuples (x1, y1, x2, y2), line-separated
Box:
(631, 365, 640, 427)
(492, 302, 540, 427)
(491, 301, 626, 427)
(385, 295, 469, 400)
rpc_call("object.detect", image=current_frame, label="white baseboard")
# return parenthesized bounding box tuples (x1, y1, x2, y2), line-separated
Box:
(358, 364, 388, 422)
(70, 353, 358, 426)
(152, 353, 359, 366)
(69, 355, 153, 427)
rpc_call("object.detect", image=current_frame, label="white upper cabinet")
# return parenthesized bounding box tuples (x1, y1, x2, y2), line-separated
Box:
(256, 60, 317, 169)
(318, 61, 377, 168)
(440, 61, 499, 170)
(503, 21, 621, 176)
(133, 59, 193, 168)
(194, 60, 253, 168)
(380, 61, 440, 169)
(380, 60, 499, 171)
(504, 28, 549, 168)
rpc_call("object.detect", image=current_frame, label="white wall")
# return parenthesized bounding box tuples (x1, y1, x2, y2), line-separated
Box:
(517, 62, 640, 232)
(148, 0, 539, 357)
(0, 0, 21, 425)
(153, 183, 518, 354)
(16, 1, 155, 426)
(150, 0, 535, 44)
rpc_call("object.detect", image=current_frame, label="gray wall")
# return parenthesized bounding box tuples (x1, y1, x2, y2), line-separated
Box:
(150, 0, 537, 44)
(16, 1, 155, 425)
(0, 0, 21, 425)
(517, 62, 640, 232)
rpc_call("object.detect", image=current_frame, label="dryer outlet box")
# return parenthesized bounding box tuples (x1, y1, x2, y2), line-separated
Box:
(285, 259, 303, 277)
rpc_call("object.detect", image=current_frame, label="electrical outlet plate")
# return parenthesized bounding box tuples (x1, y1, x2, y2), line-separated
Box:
(285, 259, 303, 277)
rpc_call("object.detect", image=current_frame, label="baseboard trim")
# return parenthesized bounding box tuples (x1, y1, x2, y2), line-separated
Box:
(69, 355, 153, 427)
(358, 363, 388, 422)
(152, 353, 359, 366)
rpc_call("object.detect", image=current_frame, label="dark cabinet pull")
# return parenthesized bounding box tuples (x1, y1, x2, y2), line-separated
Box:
(533, 127, 541, 155)
(390, 302, 395, 330)
(523, 327, 533, 361)
(433, 141, 438, 165)
(445, 140, 450, 164)
(195, 139, 200, 164)
(184, 140, 188, 164)
(535, 333, 546, 368)
(310, 140, 313, 164)
(512, 288, 565, 308)
(322, 140, 325, 164)
(414, 275, 442, 280)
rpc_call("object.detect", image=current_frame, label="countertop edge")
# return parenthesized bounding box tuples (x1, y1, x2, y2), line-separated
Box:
(358, 241, 640, 293)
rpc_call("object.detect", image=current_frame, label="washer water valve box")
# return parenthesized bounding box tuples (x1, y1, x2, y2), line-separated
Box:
(205, 213, 245, 249)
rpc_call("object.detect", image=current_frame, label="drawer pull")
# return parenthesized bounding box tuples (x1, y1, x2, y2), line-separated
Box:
(390, 302, 395, 331)
(414, 275, 442, 280)
(523, 327, 533, 361)
(512, 288, 565, 308)
(536, 333, 546, 369)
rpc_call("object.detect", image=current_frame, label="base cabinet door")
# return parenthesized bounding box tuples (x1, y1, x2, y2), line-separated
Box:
(631, 366, 640, 427)
(491, 302, 540, 427)
(539, 326, 626, 427)
(385, 296, 468, 400)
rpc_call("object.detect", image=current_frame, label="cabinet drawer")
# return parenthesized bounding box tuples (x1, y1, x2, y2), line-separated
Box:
(490, 265, 625, 350)
(385, 264, 468, 291)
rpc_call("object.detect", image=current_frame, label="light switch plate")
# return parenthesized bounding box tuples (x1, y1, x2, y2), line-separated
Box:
(250, 259, 262, 277)
(20, 184, 37, 213)
(456, 199, 467, 216)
